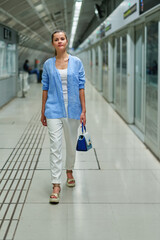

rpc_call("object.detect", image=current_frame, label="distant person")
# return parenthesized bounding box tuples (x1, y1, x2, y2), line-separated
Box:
(152, 60, 157, 75)
(41, 30, 86, 204)
(23, 60, 39, 81)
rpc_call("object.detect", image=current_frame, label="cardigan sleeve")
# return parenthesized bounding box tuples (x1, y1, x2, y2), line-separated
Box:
(41, 62, 49, 90)
(78, 60, 85, 89)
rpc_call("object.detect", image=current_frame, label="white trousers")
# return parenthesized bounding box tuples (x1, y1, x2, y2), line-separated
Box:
(47, 115, 79, 184)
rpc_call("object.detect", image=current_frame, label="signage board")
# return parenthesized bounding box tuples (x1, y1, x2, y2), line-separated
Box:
(140, 0, 160, 14)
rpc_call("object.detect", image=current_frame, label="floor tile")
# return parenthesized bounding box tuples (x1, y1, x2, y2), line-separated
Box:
(84, 170, 130, 203)
(1, 169, 34, 180)
(74, 161, 98, 169)
(0, 190, 27, 204)
(67, 204, 120, 240)
(14, 204, 68, 240)
(0, 203, 23, 220)
(99, 159, 131, 169)
(111, 204, 160, 240)
(123, 170, 160, 203)
(1, 179, 31, 191)
(151, 170, 160, 183)
(0, 148, 14, 163)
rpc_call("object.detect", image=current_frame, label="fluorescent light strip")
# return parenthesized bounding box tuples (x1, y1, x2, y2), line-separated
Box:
(69, 1, 82, 48)
(35, 4, 44, 12)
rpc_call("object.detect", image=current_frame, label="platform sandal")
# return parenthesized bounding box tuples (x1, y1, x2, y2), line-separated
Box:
(66, 170, 75, 187)
(49, 184, 61, 204)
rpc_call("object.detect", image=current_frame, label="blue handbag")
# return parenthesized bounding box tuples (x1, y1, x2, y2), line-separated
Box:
(76, 123, 92, 151)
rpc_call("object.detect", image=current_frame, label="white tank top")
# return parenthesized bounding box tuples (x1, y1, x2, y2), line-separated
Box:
(58, 68, 68, 103)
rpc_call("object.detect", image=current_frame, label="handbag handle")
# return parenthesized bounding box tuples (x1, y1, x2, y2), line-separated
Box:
(82, 122, 86, 134)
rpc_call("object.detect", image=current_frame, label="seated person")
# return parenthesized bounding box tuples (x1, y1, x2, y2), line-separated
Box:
(23, 60, 39, 81)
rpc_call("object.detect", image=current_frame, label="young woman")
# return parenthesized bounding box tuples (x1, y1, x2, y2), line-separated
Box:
(41, 30, 86, 204)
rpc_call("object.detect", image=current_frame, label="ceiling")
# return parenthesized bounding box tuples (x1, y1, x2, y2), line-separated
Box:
(0, 0, 121, 52)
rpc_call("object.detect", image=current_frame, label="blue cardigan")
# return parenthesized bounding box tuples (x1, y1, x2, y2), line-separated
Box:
(41, 54, 85, 119)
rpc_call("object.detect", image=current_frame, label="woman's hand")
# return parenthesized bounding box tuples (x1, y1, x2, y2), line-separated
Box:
(41, 113, 47, 126)
(80, 112, 86, 126)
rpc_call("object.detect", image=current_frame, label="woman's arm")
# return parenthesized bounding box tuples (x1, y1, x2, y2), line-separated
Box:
(79, 89, 86, 126)
(41, 90, 48, 126)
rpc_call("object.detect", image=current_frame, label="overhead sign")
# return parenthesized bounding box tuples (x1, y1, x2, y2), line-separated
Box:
(105, 24, 111, 32)
(96, 23, 112, 40)
(4, 28, 12, 40)
(100, 24, 105, 38)
(123, 3, 137, 19)
(140, 0, 160, 14)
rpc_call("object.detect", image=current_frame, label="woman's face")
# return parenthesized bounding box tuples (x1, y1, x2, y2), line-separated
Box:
(52, 32, 68, 52)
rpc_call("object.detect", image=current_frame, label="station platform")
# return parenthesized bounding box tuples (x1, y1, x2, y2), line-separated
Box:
(1, 80, 160, 240)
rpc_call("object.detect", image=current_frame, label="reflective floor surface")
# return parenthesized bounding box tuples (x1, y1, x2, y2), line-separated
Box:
(1, 79, 160, 240)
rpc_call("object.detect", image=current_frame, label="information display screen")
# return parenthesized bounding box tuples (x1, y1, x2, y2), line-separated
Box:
(140, 0, 160, 14)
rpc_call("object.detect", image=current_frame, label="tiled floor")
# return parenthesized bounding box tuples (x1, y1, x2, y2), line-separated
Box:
(1, 80, 160, 240)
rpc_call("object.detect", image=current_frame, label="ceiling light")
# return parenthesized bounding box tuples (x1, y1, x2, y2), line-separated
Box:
(69, 0, 83, 49)
(39, 11, 46, 17)
(7, 20, 16, 27)
(35, 4, 44, 12)
(94, 4, 105, 19)
(0, 14, 8, 22)
(43, 16, 49, 21)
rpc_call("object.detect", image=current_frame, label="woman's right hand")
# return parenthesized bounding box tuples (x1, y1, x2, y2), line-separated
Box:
(41, 113, 47, 126)
(80, 112, 86, 126)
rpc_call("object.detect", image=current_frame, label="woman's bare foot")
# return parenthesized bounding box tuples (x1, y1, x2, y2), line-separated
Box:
(66, 170, 74, 179)
(49, 184, 61, 203)
(66, 170, 75, 187)
(52, 184, 61, 194)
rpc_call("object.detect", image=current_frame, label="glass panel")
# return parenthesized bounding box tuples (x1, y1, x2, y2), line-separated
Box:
(87, 51, 89, 77)
(95, 46, 98, 66)
(90, 50, 92, 81)
(92, 49, 95, 85)
(116, 37, 121, 106)
(146, 20, 158, 143)
(0, 41, 7, 77)
(103, 42, 108, 98)
(0, 42, 16, 77)
(95, 47, 98, 86)
(135, 27, 143, 125)
(121, 35, 127, 114)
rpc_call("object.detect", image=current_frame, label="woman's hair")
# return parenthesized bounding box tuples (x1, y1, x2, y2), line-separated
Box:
(51, 29, 68, 43)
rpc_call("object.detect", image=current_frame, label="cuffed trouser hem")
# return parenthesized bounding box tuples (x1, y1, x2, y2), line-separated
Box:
(51, 180, 61, 184)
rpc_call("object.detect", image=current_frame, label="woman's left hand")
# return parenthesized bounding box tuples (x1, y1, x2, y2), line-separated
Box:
(80, 112, 86, 126)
